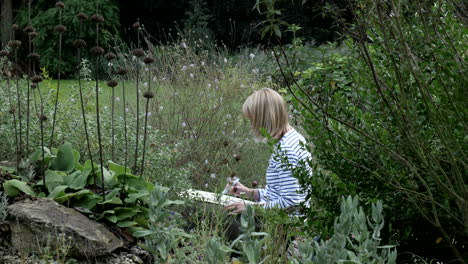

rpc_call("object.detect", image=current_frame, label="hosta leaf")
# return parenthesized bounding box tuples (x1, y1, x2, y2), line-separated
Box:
(47, 185, 68, 199)
(45, 170, 66, 193)
(50, 143, 75, 173)
(114, 207, 140, 221)
(117, 221, 138, 228)
(3, 180, 36, 197)
(109, 161, 132, 175)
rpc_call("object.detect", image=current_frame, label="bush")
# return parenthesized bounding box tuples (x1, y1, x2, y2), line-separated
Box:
(283, 0, 467, 262)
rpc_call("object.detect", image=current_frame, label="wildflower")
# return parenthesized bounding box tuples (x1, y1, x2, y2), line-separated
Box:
(73, 39, 86, 49)
(252, 68, 259, 74)
(189, 73, 194, 79)
(107, 80, 118, 87)
(181, 122, 187, 127)
(143, 82, 148, 87)
(159, 106, 163, 110)
(132, 55, 137, 61)
(55, 2, 65, 8)
(125, 108, 129, 113)
(181, 66, 187, 71)
(117, 68, 128, 75)
(207, 83, 211, 88)
(90, 46, 105, 56)
(153, 77, 157, 82)
(143, 56, 155, 64)
(108, 62, 113, 67)
(189, 64, 195, 68)
(224, 58, 228, 63)
(143, 91, 154, 98)
(252, 180, 258, 187)
(115, 97, 121, 102)
(132, 49, 145, 57)
(24, 25, 34, 33)
(54, 25, 67, 33)
(90, 14, 104, 23)
(204, 159, 209, 165)
(210, 173, 216, 179)
(249, 53, 255, 59)
(31, 75, 44, 83)
(76, 12, 88, 21)
(7, 40, 21, 49)
(104, 52, 116, 61)
(201, 61, 205, 66)
(214, 79, 219, 84)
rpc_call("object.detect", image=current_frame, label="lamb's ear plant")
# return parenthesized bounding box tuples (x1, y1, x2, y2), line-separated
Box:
(140, 55, 155, 177)
(90, 11, 106, 199)
(132, 20, 144, 173)
(50, 1, 66, 147)
(117, 68, 129, 174)
(105, 52, 117, 161)
(8, 24, 22, 170)
(74, 12, 95, 184)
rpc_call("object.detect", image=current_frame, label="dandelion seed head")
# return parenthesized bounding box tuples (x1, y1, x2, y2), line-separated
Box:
(189, 73, 194, 79)
(189, 64, 195, 68)
(204, 160, 208, 165)
(207, 83, 211, 88)
(125, 108, 129, 112)
(115, 97, 121, 102)
(181, 66, 187, 71)
(210, 173, 216, 179)
(252, 69, 259, 74)
(143, 82, 148, 87)
(223, 58, 228, 63)
(249, 53, 255, 59)
(201, 61, 205, 66)
(159, 106, 164, 111)
(182, 122, 187, 127)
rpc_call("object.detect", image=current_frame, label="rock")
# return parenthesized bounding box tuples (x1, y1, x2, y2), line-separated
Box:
(7, 198, 123, 257)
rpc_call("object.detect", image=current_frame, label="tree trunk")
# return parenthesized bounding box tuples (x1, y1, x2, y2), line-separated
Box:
(0, 0, 13, 48)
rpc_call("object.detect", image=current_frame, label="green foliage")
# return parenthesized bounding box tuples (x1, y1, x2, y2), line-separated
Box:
(135, 184, 189, 263)
(14, 0, 120, 76)
(285, 0, 467, 261)
(291, 196, 397, 264)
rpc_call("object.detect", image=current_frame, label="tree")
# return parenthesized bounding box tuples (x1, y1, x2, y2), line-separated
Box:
(0, 0, 13, 47)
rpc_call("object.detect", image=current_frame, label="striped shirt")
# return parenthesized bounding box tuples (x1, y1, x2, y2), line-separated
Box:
(258, 129, 311, 209)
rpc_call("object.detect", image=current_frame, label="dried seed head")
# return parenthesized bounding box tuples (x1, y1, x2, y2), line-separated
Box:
(233, 154, 241, 162)
(12, 24, 19, 31)
(76, 12, 88, 21)
(90, 46, 105, 56)
(9, 108, 16, 114)
(143, 56, 154, 64)
(31, 75, 44, 83)
(2, 70, 11, 78)
(24, 25, 35, 33)
(54, 25, 67, 33)
(104, 52, 116, 61)
(7, 40, 21, 49)
(73, 39, 87, 49)
(91, 14, 104, 23)
(28, 52, 40, 60)
(28, 31, 38, 39)
(55, 1, 65, 8)
(31, 83, 37, 89)
(39, 114, 48, 121)
(143, 91, 154, 99)
(0, 50, 9, 57)
(117, 68, 128, 75)
(107, 80, 118, 87)
(132, 49, 145, 57)
(132, 22, 140, 29)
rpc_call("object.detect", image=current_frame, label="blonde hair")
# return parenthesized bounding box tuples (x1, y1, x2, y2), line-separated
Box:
(242, 88, 290, 140)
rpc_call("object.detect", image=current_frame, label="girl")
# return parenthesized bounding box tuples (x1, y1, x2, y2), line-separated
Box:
(225, 88, 311, 214)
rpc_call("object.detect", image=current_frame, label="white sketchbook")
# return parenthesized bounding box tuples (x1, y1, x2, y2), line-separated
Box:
(184, 189, 261, 206)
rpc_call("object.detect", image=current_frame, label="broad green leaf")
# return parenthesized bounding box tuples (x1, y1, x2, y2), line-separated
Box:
(45, 170, 66, 193)
(64, 168, 91, 190)
(125, 191, 149, 204)
(114, 207, 140, 221)
(72, 192, 102, 209)
(47, 185, 68, 199)
(0, 166, 15, 174)
(106, 215, 118, 223)
(50, 143, 75, 173)
(99, 196, 122, 205)
(117, 221, 138, 228)
(108, 161, 132, 175)
(3, 180, 36, 197)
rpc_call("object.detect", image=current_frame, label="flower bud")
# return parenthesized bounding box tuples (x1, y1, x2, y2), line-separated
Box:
(12, 24, 19, 31)
(143, 56, 154, 64)
(90, 46, 105, 56)
(132, 22, 140, 29)
(107, 80, 118, 87)
(0, 50, 9, 57)
(39, 114, 48, 121)
(91, 14, 104, 23)
(55, 1, 65, 8)
(31, 83, 37, 89)
(24, 25, 34, 33)
(76, 12, 88, 21)
(54, 25, 67, 33)
(117, 68, 129, 75)
(73, 39, 87, 49)
(31, 75, 44, 83)
(28, 31, 38, 39)
(7, 40, 21, 49)
(143, 91, 154, 99)
(104, 52, 116, 61)
(132, 49, 145, 57)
